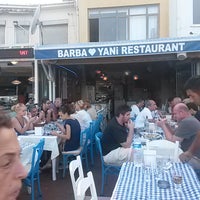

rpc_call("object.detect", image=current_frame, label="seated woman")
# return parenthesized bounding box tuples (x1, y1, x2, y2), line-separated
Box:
(52, 104, 81, 151)
(71, 100, 92, 131)
(11, 103, 36, 135)
(84, 99, 97, 120)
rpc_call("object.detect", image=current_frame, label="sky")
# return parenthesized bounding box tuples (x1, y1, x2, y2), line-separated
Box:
(0, 0, 62, 4)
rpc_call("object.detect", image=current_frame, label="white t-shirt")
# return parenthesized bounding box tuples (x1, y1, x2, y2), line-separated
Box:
(72, 110, 92, 131)
(135, 107, 153, 128)
(130, 105, 140, 118)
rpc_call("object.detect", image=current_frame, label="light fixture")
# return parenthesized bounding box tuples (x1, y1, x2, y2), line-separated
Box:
(103, 76, 108, 81)
(100, 74, 105, 79)
(28, 77, 35, 82)
(124, 71, 130, 76)
(177, 52, 187, 60)
(96, 70, 101, 74)
(133, 75, 139, 80)
(11, 80, 21, 85)
(10, 61, 18, 65)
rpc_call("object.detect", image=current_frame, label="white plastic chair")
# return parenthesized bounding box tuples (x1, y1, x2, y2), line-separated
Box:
(69, 155, 84, 200)
(69, 156, 110, 200)
(146, 140, 183, 162)
(77, 171, 98, 200)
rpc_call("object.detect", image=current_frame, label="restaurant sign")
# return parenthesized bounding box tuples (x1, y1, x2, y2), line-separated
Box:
(35, 39, 200, 60)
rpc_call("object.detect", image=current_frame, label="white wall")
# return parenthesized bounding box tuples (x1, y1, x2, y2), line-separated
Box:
(169, 0, 200, 37)
(0, 2, 78, 48)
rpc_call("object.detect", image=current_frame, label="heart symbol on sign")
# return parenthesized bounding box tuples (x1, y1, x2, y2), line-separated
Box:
(88, 48, 96, 56)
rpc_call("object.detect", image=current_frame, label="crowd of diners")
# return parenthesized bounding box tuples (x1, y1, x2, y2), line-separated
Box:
(2, 76, 200, 199)
(101, 76, 200, 180)
(10, 97, 96, 168)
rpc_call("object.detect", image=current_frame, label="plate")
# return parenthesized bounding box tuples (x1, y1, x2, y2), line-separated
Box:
(25, 130, 35, 134)
(142, 133, 162, 140)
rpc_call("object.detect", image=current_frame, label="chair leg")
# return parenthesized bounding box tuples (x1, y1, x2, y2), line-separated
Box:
(90, 143, 94, 166)
(37, 173, 42, 197)
(100, 170, 105, 195)
(62, 155, 67, 178)
(31, 179, 34, 200)
(85, 152, 89, 171)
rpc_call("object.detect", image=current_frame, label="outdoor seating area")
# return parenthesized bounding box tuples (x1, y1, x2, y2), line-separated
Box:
(7, 94, 200, 200)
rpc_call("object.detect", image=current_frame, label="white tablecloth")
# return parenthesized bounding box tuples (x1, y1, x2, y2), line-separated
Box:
(111, 162, 200, 200)
(18, 135, 59, 159)
(18, 135, 59, 181)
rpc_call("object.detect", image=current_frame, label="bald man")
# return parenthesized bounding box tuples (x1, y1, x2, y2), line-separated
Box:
(157, 103, 200, 159)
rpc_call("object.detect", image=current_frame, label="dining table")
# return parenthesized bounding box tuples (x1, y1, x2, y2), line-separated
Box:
(111, 162, 200, 200)
(18, 134, 59, 181)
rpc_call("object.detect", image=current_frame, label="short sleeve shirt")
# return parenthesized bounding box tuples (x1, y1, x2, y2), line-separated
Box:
(101, 117, 128, 156)
(135, 107, 153, 128)
(175, 116, 200, 158)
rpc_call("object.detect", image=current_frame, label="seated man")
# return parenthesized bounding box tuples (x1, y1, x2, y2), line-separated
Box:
(101, 104, 134, 166)
(156, 103, 200, 164)
(135, 99, 157, 128)
(0, 108, 27, 199)
(130, 99, 144, 121)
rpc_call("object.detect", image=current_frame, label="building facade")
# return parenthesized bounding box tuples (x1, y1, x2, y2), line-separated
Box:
(1, 0, 200, 112)
(0, 1, 78, 106)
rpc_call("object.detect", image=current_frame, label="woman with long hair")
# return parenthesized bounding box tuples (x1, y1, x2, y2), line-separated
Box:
(11, 103, 36, 135)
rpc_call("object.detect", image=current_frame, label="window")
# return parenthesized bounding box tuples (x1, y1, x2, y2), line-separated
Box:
(193, 0, 200, 24)
(0, 25, 5, 45)
(42, 22, 68, 45)
(14, 22, 29, 44)
(89, 5, 159, 42)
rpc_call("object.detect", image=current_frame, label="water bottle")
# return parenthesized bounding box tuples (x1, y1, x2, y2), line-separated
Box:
(133, 138, 143, 167)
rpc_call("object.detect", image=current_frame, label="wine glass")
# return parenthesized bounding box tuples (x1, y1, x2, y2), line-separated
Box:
(172, 171, 183, 192)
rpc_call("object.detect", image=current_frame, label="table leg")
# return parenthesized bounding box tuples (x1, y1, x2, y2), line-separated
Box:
(52, 158, 56, 181)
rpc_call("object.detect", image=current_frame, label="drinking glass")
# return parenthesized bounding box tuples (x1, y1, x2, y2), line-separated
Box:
(172, 172, 183, 192)
(155, 159, 164, 180)
(143, 164, 152, 182)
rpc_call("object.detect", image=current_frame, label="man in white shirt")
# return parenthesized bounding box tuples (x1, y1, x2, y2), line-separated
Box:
(130, 99, 144, 121)
(135, 99, 157, 128)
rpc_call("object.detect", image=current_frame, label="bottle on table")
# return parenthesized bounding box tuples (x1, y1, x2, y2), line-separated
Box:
(133, 138, 143, 167)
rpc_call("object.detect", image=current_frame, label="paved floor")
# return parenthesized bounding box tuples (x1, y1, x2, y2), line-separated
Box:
(17, 155, 118, 200)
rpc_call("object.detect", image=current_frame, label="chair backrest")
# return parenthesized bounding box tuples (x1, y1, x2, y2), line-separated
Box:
(147, 140, 183, 162)
(77, 171, 98, 200)
(95, 132, 104, 165)
(69, 155, 84, 200)
(80, 127, 90, 155)
(28, 138, 45, 179)
(96, 113, 103, 131)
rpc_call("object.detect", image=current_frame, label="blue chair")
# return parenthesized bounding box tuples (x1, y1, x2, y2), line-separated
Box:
(62, 128, 90, 178)
(23, 138, 45, 200)
(95, 132, 121, 195)
(88, 114, 104, 166)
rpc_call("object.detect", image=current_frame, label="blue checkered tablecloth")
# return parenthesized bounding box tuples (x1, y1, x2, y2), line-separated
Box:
(111, 162, 200, 200)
